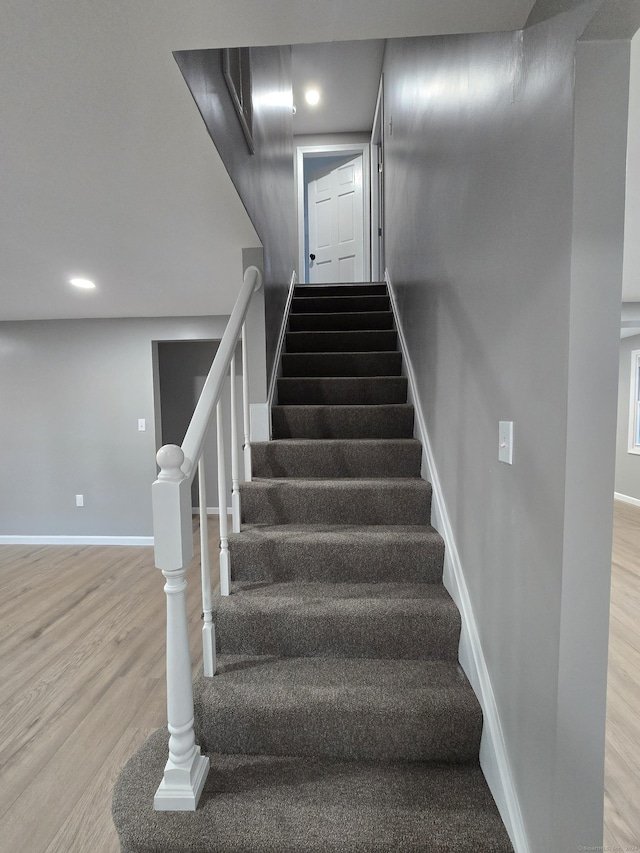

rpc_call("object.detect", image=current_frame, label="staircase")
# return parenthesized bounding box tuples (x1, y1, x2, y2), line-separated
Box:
(112, 282, 514, 852)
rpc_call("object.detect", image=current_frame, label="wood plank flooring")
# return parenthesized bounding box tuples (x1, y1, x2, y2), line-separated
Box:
(603, 500, 640, 852)
(0, 505, 637, 852)
(0, 522, 210, 853)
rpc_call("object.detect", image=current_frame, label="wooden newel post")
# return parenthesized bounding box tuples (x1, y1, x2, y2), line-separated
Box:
(152, 444, 209, 811)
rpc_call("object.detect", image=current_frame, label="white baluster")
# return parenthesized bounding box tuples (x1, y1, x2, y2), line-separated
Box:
(217, 402, 231, 596)
(152, 445, 209, 811)
(242, 322, 252, 482)
(230, 351, 241, 533)
(198, 455, 216, 677)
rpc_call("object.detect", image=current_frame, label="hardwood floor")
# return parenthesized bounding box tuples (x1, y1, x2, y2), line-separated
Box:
(0, 505, 637, 853)
(604, 500, 640, 852)
(0, 522, 209, 853)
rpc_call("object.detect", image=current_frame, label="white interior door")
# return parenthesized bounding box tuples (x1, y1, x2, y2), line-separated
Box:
(307, 155, 364, 283)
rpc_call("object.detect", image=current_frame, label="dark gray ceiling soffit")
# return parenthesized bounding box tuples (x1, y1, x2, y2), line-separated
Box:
(526, 0, 640, 38)
(580, 0, 640, 39)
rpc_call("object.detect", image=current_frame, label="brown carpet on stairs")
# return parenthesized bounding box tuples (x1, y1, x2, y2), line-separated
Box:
(112, 281, 514, 852)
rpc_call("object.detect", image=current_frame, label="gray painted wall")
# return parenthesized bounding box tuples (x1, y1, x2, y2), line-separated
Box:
(174, 46, 297, 384)
(553, 35, 628, 852)
(623, 32, 640, 300)
(615, 333, 640, 500)
(381, 7, 627, 850)
(0, 316, 234, 537)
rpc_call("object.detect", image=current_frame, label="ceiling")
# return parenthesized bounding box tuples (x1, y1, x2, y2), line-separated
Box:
(1, 0, 635, 323)
(291, 41, 386, 136)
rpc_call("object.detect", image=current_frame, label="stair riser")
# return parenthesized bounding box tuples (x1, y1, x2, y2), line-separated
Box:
(252, 440, 421, 478)
(294, 283, 387, 298)
(215, 608, 461, 660)
(291, 295, 390, 314)
(289, 311, 394, 332)
(229, 537, 444, 583)
(240, 482, 432, 525)
(195, 698, 482, 763)
(277, 377, 408, 406)
(285, 330, 398, 353)
(271, 406, 414, 440)
(282, 351, 402, 377)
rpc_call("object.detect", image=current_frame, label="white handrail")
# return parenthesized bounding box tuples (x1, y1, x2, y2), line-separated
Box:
(242, 322, 252, 481)
(181, 265, 263, 481)
(230, 351, 241, 533)
(152, 264, 263, 812)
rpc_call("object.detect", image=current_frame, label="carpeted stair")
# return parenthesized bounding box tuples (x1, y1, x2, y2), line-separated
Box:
(112, 282, 514, 852)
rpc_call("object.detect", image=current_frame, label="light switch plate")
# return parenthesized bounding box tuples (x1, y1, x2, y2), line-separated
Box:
(499, 421, 513, 465)
(138, 419, 146, 431)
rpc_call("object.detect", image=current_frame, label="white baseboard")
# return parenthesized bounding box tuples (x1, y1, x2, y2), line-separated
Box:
(0, 535, 154, 546)
(614, 491, 640, 507)
(385, 269, 530, 853)
(192, 507, 233, 515)
(267, 270, 297, 418)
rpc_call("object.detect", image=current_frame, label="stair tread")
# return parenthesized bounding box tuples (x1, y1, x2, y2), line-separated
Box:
(285, 329, 398, 352)
(272, 403, 412, 410)
(277, 376, 407, 402)
(228, 523, 445, 584)
(234, 520, 439, 539)
(241, 478, 432, 525)
(288, 310, 395, 331)
(254, 437, 421, 447)
(199, 654, 474, 692)
(251, 438, 422, 479)
(248, 476, 427, 484)
(282, 351, 402, 377)
(113, 728, 514, 853)
(243, 476, 431, 491)
(225, 580, 454, 602)
(290, 295, 391, 314)
(216, 583, 460, 660)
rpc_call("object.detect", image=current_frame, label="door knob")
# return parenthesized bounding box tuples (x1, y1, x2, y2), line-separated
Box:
(309, 253, 316, 261)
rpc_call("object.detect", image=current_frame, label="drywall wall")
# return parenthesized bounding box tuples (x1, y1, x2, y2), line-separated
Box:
(623, 32, 640, 301)
(0, 316, 242, 538)
(615, 333, 640, 501)
(553, 35, 629, 852)
(174, 45, 297, 383)
(381, 5, 626, 849)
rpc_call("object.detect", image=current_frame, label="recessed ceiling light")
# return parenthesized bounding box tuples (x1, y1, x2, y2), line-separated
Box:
(305, 88, 320, 106)
(69, 277, 96, 290)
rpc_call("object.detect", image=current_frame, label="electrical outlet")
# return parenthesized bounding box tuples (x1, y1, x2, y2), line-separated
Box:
(499, 421, 513, 465)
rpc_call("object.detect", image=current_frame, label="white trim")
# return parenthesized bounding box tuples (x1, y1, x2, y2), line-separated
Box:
(0, 535, 154, 546)
(296, 143, 371, 283)
(614, 491, 640, 507)
(192, 507, 233, 515)
(385, 269, 530, 853)
(370, 76, 385, 282)
(250, 402, 270, 442)
(628, 349, 640, 453)
(267, 270, 297, 420)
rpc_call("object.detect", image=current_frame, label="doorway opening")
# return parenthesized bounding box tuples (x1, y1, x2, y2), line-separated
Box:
(153, 339, 243, 511)
(296, 142, 371, 283)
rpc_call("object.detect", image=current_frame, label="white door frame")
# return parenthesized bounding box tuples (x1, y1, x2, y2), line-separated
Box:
(370, 77, 385, 282)
(296, 142, 371, 283)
